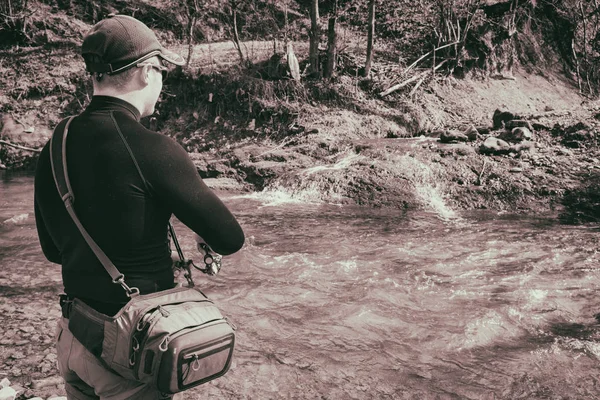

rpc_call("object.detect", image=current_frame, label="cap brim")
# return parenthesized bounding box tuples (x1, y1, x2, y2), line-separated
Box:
(159, 48, 185, 66)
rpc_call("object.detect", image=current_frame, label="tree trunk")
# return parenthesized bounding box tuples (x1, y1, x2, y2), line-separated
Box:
(284, 4, 289, 48)
(309, 0, 320, 76)
(186, 14, 196, 68)
(232, 7, 245, 65)
(364, 0, 376, 77)
(324, 1, 338, 79)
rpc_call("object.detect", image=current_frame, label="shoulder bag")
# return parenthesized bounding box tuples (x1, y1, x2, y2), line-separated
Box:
(50, 116, 236, 394)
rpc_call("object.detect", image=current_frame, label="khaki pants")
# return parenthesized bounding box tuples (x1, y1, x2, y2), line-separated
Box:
(56, 318, 182, 400)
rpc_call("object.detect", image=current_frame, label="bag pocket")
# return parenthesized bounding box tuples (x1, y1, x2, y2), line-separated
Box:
(155, 320, 235, 394)
(68, 300, 107, 358)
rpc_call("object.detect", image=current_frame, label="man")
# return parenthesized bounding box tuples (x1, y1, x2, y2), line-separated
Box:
(34, 15, 245, 400)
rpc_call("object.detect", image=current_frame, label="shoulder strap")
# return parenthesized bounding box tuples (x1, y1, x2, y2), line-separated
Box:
(107, 113, 185, 262)
(50, 116, 139, 297)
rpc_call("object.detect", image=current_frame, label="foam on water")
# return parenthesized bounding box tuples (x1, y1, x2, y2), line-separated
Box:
(232, 186, 326, 206)
(302, 152, 364, 176)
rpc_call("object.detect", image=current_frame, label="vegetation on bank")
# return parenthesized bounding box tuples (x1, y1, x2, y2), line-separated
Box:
(2, 0, 600, 223)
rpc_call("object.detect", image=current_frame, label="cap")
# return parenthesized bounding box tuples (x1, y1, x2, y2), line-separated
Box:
(81, 14, 185, 75)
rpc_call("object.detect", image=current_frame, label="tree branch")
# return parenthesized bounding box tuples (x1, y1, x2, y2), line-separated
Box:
(0, 140, 42, 153)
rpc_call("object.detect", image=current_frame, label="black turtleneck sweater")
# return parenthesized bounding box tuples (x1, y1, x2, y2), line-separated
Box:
(34, 96, 245, 315)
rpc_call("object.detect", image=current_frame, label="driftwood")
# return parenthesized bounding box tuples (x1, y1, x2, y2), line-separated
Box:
(403, 41, 460, 75)
(379, 71, 427, 96)
(0, 139, 42, 153)
(381, 60, 447, 97)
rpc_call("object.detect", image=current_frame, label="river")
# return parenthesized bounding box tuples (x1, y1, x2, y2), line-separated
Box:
(1, 172, 600, 399)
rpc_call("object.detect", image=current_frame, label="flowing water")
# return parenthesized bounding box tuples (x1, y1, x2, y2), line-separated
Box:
(2, 172, 600, 399)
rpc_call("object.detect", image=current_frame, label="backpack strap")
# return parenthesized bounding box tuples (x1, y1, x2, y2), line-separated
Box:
(50, 116, 140, 297)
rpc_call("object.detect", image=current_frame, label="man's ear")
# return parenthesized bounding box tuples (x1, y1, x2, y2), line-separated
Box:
(138, 64, 152, 86)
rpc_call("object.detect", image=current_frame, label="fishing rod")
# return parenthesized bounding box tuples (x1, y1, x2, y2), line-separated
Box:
(169, 223, 222, 287)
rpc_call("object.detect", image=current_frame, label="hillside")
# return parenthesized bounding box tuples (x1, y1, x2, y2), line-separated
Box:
(2, 0, 600, 223)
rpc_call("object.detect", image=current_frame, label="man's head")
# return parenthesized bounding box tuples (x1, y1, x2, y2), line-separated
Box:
(81, 15, 184, 117)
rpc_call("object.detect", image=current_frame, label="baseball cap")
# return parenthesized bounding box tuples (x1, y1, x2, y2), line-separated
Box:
(81, 14, 185, 75)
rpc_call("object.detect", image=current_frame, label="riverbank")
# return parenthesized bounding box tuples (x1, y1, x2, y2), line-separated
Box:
(2, 1, 600, 222)
(3, 61, 599, 221)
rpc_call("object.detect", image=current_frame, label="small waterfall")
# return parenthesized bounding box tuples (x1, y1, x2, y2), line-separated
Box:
(402, 156, 457, 220)
(243, 147, 457, 219)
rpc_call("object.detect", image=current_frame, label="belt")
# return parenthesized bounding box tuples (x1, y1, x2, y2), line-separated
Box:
(59, 294, 74, 318)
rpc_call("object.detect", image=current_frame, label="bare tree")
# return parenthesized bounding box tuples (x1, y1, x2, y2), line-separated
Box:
(182, 0, 200, 68)
(228, 0, 246, 65)
(364, 0, 376, 77)
(324, 0, 339, 78)
(309, 0, 320, 76)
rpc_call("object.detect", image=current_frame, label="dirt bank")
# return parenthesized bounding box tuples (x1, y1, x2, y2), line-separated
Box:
(3, 64, 600, 221)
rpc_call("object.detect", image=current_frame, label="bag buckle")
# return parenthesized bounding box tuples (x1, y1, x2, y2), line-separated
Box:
(59, 294, 73, 318)
(112, 274, 140, 297)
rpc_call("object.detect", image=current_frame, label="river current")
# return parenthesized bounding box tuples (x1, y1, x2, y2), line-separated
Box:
(2, 172, 600, 399)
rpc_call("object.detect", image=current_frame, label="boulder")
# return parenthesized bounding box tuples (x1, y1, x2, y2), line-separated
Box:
(464, 125, 481, 141)
(499, 127, 533, 143)
(492, 109, 520, 130)
(440, 130, 469, 143)
(504, 120, 533, 131)
(480, 136, 510, 154)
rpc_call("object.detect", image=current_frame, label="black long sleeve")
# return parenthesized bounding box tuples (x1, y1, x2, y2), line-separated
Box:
(34, 96, 244, 310)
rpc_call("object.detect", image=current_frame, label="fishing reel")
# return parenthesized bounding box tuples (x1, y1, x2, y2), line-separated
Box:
(169, 224, 222, 288)
(194, 242, 222, 276)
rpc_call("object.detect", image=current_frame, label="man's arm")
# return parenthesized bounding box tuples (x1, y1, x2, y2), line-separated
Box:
(34, 194, 62, 264)
(33, 144, 62, 264)
(145, 137, 245, 255)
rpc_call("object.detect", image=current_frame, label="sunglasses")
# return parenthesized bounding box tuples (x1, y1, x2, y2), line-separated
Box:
(136, 62, 169, 81)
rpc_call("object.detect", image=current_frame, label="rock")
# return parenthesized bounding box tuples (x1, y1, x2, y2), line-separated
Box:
(499, 127, 533, 143)
(440, 130, 469, 143)
(509, 167, 523, 173)
(504, 120, 534, 131)
(428, 130, 445, 138)
(0, 387, 16, 400)
(510, 141, 535, 154)
(480, 137, 510, 155)
(9, 352, 25, 360)
(0, 380, 8, 389)
(476, 126, 491, 136)
(532, 122, 550, 131)
(288, 123, 305, 134)
(48, 397, 67, 400)
(493, 109, 519, 130)
(562, 129, 595, 148)
(464, 125, 481, 141)
(556, 148, 573, 157)
(566, 121, 591, 134)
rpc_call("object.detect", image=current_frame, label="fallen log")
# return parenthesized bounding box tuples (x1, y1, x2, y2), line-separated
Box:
(0, 140, 42, 153)
(380, 71, 428, 96)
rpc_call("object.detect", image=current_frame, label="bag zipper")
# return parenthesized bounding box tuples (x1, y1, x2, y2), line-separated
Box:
(158, 319, 226, 352)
